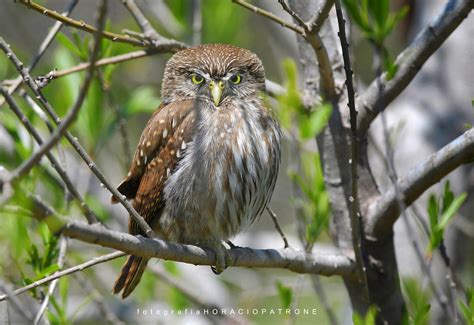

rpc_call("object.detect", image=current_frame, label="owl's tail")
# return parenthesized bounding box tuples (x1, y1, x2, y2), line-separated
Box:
(112, 255, 149, 299)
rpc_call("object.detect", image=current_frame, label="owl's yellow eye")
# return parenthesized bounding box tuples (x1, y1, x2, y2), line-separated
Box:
(229, 74, 241, 84)
(191, 74, 204, 84)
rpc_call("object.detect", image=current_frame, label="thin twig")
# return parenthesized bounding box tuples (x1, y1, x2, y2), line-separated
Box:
(0, 252, 125, 302)
(278, 0, 308, 29)
(4, 0, 105, 192)
(0, 282, 34, 322)
(0, 0, 78, 108)
(266, 206, 290, 248)
(33, 237, 68, 325)
(0, 87, 99, 223)
(307, 0, 334, 33)
(17, 0, 188, 51)
(232, 0, 305, 36)
(71, 272, 125, 325)
(310, 275, 339, 325)
(0, 43, 155, 238)
(17, 0, 145, 47)
(121, 0, 166, 43)
(334, 0, 370, 306)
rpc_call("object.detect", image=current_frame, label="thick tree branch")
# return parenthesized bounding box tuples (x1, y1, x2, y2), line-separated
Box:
(61, 221, 355, 276)
(366, 128, 474, 237)
(334, 0, 370, 307)
(356, 0, 474, 134)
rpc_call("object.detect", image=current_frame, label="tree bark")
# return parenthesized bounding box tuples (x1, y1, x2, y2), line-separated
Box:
(288, 0, 406, 322)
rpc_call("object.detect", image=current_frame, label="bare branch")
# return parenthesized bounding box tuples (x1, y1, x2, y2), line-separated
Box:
(0, 43, 155, 238)
(278, 0, 308, 29)
(307, 0, 334, 33)
(356, 0, 474, 134)
(366, 128, 474, 237)
(16, 0, 144, 46)
(231, 0, 305, 36)
(2, 0, 105, 195)
(62, 221, 355, 276)
(0, 282, 33, 322)
(122, 0, 166, 42)
(0, 89, 98, 223)
(0, 252, 125, 302)
(334, 0, 370, 306)
(16, 0, 188, 51)
(0, 0, 78, 107)
(266, 207, 290, 248)
(33, 237, 68, 325)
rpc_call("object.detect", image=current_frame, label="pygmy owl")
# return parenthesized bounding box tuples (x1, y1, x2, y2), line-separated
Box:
(112, 44, 281, 298)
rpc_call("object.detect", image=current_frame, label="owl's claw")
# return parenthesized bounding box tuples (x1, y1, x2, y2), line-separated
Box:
(207, 241, 230, 275)
(226, 240, 240, 249)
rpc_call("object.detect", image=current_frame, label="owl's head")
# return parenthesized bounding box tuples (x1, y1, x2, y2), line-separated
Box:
(161, 44, 265, 107)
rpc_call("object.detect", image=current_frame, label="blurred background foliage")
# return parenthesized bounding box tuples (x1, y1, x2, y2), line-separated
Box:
(0, 0, 472, 324)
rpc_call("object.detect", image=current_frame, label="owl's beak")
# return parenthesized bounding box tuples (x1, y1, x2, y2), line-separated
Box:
(209, 80, 224, 107)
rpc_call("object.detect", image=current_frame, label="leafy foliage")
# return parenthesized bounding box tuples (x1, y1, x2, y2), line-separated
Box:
(426, 181, 467, 254)
(342, 0, 409, 79)
(402, 278, 431, 325)
(276, 280, 293, 310)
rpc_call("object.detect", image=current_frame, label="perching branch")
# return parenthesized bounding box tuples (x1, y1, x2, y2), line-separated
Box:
(356, 0, 474, 134)
(366, 128, 474, 237)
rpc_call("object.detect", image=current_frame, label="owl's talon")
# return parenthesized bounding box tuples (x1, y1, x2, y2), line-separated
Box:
(226, 240, 240, 249)
(206, 241, 229, 275)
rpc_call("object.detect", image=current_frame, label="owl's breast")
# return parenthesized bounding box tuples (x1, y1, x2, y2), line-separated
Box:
(161, 102, 281, 243)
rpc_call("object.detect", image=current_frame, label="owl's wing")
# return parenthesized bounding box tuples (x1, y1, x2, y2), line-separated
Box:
(112, 100, 195, 235)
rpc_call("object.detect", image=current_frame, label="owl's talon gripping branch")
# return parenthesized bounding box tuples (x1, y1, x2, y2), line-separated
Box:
(209, 241, 230, 275)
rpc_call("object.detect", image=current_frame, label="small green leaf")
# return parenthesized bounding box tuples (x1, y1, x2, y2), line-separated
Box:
(298, 104, 332, 139)
(427, 195, 438, 232)
(439, 193, 467, 230)
(56, 32, 83, 58)
(276, 280, 293, 309)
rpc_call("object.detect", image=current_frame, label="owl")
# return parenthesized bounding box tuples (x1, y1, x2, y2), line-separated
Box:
(112, 44, 281, 298)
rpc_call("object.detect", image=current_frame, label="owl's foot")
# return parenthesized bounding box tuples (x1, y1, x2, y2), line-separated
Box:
(226, 240, 241, 249)
(201, 240, 229, 275)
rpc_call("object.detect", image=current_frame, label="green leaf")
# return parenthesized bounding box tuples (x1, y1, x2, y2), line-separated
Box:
(298, 104, 332, 139)
(439, 193, 467, 230)
(56, 32, 83, 58)
(276, 281, 293, 309)
(427, 195, 438, 232)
